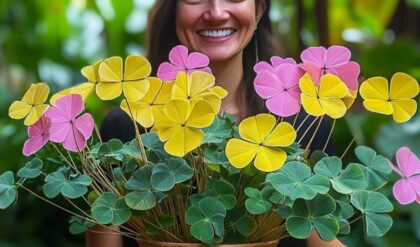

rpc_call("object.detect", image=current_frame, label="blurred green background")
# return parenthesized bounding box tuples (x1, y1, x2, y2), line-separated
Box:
(0, 0, 419, 246)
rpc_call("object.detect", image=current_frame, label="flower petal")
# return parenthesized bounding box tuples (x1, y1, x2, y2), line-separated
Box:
(189, 71, 215, 97)
(239, 114, 276, 144)
(54, 94, 84, 120)
(99, 56, 123, 82)
(263, 122, 296, 147)
(63, 127, 87, 152)
(393, 178, 417, 205)
(329, 61, 360, 91)
(301, 94, 324, 117)
(8, 101, 32, 120)
(96, 81, 123, 100)
(254, 71, 283, 99)
(23, 134, 49, 156)
(164, 99, 190, 125)
(325, 45, 351, 68)
(186, 101, 216, 128)
(73, 113, 94, 140)
(254, 146, 287, 172)
(187, 52, 210, 69)
(157, 62, 182, 81)
(320, 98, 347, 119)
(24, 104, 49, 126)
(28, 116, 51, 137)
(300, 46, 326, 68)
(169, 45, 188, 67)
(395, 147, 420, 178)
(226, 139, 259, 169)
(390, 72, 419, 100)
(164, 127, 203, 157)
(124, 55, 151, 80)
(266, 91, 301, 117)
(123, 79, 150, 101)
(391, 99, 417, 123)
(360, 77, 390, 101)
(49, 122, 71, 143)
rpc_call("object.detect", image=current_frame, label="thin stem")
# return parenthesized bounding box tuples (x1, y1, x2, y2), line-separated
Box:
(322, 119, 336, 153)
(295, 114, 310, 133)
(297, 117, 319, 144)
(124, 99, 148, 165)
(94, 124, 103, 144)
(50, 143, 75, 170)
(292, 109, 301, 128)
(340, 138, 355, 159)
(18, 184, 137, 240)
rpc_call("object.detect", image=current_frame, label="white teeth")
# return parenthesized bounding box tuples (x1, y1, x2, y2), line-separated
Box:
(199, 29, 234, 38)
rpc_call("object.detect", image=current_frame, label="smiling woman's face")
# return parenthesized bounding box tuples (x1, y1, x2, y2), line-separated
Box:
(176, 0, 262, 63)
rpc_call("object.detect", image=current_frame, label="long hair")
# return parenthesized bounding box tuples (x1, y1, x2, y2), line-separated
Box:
(147, 0, 277, 118)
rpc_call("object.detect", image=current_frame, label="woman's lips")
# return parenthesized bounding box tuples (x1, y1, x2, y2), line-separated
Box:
(197, 29, 237, 43)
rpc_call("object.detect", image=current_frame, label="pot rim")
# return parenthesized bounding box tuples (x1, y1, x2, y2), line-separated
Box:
(136, 238, 280, 247)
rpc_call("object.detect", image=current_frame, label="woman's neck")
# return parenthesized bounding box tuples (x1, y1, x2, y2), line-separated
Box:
(210, 52, 244, 117)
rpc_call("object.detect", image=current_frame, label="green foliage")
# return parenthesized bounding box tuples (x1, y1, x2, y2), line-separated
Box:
(125, 165, 166, 210)
(267, 161, 330, 200)
(202, 116, 232, 144)
(91, 192, 131, 225)
(351, 191, 393, 237)
(144, 215, 175, 235)
(43, 169, 92, 199)
(354, 146, 392, 190)
(314, 157, 367, 194)
(17, 158, 43, 179)
(186, 197, 227, 242)
(204, 179, 236, 210)
(68, 216, 95, 235)
(0, 172, 17, 209)
(286, 194, 339, 241)
(140, 133, 171, 163)
(150, 158, 194, 191)
(244, 187, 272, 215)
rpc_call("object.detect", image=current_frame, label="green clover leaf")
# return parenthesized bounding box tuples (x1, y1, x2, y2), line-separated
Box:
(351, 191, 393, 237)
(43, 170, 92, 199)
(17, 158, 43, 178)
(91, 192, 132, 225)
(267, 161, 330, 200)
(354, 146, 392, 190)
(314, 157, 367, 194)
(0, 171, 17, 209)
(151, 158, 194, 191)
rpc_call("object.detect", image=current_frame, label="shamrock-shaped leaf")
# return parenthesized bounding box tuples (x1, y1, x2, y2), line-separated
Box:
(185, 197, 227, 242)
(91, 192, 131, 225)
(355, 146, 392, 190)
(68, 216, 95, 235)
(351, 191, 393, 237)
(205, 179, 236, 210)
(151, 158, 194, 191)
(267, 161, 330, 200)
(43, 170, 92, 199)
(286, 194, 339, 241)
(203, 117, 232, 144)
(314, 157, 367, 194)
(125, 165, 166, 210)
(17, 158, 43, 178)
(139, 132, 171, 162)
(98, 139, 124, 161)
(244, 187, 272, 214)
(0, 171, 18, 209)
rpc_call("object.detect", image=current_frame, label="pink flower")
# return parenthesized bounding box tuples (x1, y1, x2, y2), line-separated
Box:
(157, 45, 212, 81)
(254, 56, 297, 74)
(300, 45, 360, 91)
(389, 147, 420, 205)
(23, 116, 51, 156)
(254, 62, 304, 117)
(45, 94, 94, 152)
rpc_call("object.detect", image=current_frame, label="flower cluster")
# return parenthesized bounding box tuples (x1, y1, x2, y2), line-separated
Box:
(2, 44, 420, 246)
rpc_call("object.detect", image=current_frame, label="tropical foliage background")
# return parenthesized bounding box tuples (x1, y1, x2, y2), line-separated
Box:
(0, 0, 419, 246)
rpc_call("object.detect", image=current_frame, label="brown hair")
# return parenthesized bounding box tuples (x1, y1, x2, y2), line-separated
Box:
(147, 0, 277, 118)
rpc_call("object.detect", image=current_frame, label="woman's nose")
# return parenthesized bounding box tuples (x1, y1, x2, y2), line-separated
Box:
(202, 0, 230, 22)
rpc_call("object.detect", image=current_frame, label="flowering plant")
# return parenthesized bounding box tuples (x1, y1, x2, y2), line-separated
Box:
(2, 45, 420, 246)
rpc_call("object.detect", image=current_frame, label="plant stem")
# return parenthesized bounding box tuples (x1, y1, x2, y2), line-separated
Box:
(322, 119, 336, 153)
(340, 138, 355, 159)
(124, 98, 148, 165)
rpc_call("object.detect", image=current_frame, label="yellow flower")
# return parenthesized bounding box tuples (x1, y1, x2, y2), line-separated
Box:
(50, 60, 101, 105)
(9, 83, 50, 126)
(225, 114, 296, 172)
(360, 72, 419, 123)
(171, 71, 227, 112)
(96, 55, 151, 101)
(300, 73, 349, 119)
(152, 99, 216, 157)
(120, 78, 174, 128)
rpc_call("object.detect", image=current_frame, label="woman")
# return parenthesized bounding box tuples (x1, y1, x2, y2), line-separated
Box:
(90, 1, 344, 246)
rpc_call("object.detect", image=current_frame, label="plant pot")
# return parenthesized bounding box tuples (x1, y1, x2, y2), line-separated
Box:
(137, 239, 279, 247)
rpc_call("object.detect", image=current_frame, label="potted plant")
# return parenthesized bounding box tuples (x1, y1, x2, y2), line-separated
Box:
(1, 45, 419, 247)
